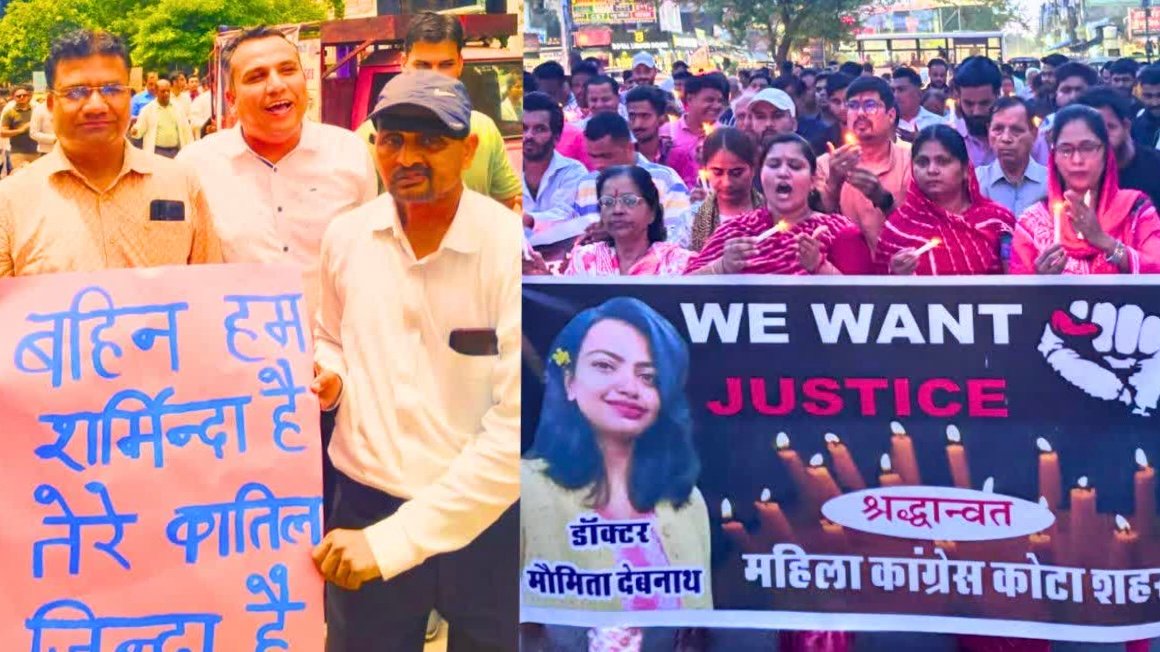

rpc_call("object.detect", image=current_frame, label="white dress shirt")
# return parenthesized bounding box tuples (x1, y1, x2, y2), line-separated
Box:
(314, 188, 521, 581)
(29, 102, 55, 154)
(177, 121, 377, 319)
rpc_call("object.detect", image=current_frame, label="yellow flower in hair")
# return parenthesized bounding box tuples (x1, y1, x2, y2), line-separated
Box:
(551, 348, 571, 367)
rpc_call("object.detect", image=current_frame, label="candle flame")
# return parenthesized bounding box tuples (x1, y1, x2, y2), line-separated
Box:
(703, 122, 716, 137)
(880, 453, 893, 473)
(668, 114, 678, 124)
(1036, 437, 1053, 454)
(1077, 475, 1089, 488)
(1116, 514, 1131, 532)
(1052, 200, 1065, 219)
(1033, 116, 1042, 129)
(721, 498, 733, 520)
(982, 477, 995, 493)
(760, 487, 772, 502)
(698, 169, 710, 184)
(1136, 448, 1149, 469)
(820, 518, 836, 528)
(1038, 496, 1049, 508)
(929, 237, 941, 247)
(843, 132, 857, 146)
(775, 432, 790, 449)
(1084, 190, 1092, 207)
(824, 432, 841, 444)
(945, 425, 962, 444)
(890, 421, 906, 436)
(809, 453, 825, 467)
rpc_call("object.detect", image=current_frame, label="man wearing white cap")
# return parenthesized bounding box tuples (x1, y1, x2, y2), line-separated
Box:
(747, 88, 798, 145)
(631, 52, 659, 88)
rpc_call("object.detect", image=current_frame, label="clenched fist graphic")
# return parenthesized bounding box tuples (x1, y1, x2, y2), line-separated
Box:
(1039, 301, 1160, 417)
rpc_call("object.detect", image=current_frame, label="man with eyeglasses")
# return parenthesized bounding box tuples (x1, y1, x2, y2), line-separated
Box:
(310, 70, 520, 652)
(816, 75, 912, 251)
(0, 29, 221, 277)
(2, 85, 39, 169)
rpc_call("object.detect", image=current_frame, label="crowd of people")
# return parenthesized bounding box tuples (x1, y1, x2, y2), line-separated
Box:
(523, 53, 1160, 284)
(1, 11, 522, 651)
(522, 51, 1160, 652)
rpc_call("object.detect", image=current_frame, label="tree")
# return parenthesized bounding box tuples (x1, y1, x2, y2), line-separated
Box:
(130, 0, 327, 72)
(697, 0, 865, 65)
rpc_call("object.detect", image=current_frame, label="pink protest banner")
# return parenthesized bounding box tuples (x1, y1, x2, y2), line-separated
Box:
(0, 263, 324, 651)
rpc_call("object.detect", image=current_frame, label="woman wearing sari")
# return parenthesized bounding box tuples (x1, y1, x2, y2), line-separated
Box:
(876, 125, 1016, 275)
(685, 133, 872, 275)
(688, 127, 763, 251)
(523, 165, 694, 276)
(1010, 104, 1160, 275)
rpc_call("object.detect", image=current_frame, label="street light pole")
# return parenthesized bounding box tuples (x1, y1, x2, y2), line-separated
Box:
(1146, 0, 1154, 63)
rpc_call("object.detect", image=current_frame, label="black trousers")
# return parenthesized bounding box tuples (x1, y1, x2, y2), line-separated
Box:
(325, 473, 518, 652)
(320, 410, 336, 523)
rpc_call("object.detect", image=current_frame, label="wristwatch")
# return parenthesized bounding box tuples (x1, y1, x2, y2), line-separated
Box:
(873, 190, 894, 213)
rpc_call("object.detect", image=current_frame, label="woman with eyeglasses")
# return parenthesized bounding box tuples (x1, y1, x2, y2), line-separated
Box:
(525, 165, 694, 276)
(876, 125, 1016, 275)
(688, 127, 763, 251)
(684, 133, 872, 275)
(1010, 105, 1160, 274)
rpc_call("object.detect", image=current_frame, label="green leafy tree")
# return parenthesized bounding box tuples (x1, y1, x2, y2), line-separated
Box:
(131, 0, 327, 72)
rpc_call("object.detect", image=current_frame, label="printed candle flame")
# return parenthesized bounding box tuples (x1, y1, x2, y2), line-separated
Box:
(1137, 448, 1149, 468)
(1039, 496, 1049, 508)
(1116, 514, 1131, 532)
(1036, 437, 1053, 453)
(809, 453, 825, 467)
(824, 433, 841, 444)
(721, 498, 733, 521)
(760, 487, 772, 502)
(880, 453, 893, 473)
(1078, 476, 1090, 489)
(946, 425, 962, 444)
(890, 421, 906, 436)
(982, 477, 995, 493)
(775, 432, 790, 450)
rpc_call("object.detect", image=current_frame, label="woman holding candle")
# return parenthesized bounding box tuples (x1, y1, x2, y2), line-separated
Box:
(684, 133, 873, 275)
(876, 125, 1016, 275)
(522, 298, 712, 651)
(689, 128, 763, 251)
(524, 165, 694, 276)
(1010, 104, 1160, 274)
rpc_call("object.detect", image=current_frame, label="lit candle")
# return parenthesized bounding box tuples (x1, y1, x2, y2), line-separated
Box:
(755, 220, 790, 242)
(913, 237, 941, 257)
(982, 476, 995, 493)
(945, 425, 971, 489)
(702, 122, 716, 138)
(934, 539, 957, 555)
(1070, 476, 1096, 564)
(1135, 448, 1155, 540)
(879, 453, 904, 487)
(1111, 514, 1139, 568)
(819, 518, 848, 551)
(698, 168, 711, 191)
(721, 497, 754, 551)
(774, 432, 812, 501)
(1029, 530, 1053, 562)
(1037, 437, 1062, 510)
(824, 433, 866, 490)
(889, 421, 922, 485)
(843, 131, 858, 146)
(1052, 201, 1064, 244)
(807, 453, 842, 512)
(1033, 116, 1042, 131)
(755, 487, 795, 542)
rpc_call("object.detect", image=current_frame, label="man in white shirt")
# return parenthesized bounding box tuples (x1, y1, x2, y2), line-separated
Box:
(177, 25, 377, 525)
(130, 79, 192, 157)
(311, 70, 519, 651)
(30, 98, 55, 155)
(891, 66, 942, 142)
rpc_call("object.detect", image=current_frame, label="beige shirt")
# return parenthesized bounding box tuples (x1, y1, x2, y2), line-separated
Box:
(816, 140, 913, 250)
(178, 121, 377, 319)
(315, 189, 521, 581)
(0, 142, 222, 276)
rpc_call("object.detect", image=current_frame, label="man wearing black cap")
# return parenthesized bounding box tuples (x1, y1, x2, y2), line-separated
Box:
(311, 70, 520, 651)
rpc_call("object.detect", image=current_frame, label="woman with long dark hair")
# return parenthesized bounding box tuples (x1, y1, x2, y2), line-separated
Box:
(1010, 104, 1160, 274)
(876, 125, 1016, 275)
(685, 133, 872, 275)
(688, 127, 763, 251)
(521, 298, 712, 651)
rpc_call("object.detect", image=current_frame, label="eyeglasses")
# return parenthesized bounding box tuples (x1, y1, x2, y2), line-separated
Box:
(845, 99, 885, 115)
(51, 84, 130, 103)
(1055, 142, 1104, 160)
(598, 194, 643, 210)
